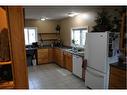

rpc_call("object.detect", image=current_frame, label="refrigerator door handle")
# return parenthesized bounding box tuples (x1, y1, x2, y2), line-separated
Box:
(86, 68, 104, 78)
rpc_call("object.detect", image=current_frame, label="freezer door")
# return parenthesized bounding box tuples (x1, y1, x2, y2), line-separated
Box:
(85, 32, 108, 73)
(85, 67, 106, 89)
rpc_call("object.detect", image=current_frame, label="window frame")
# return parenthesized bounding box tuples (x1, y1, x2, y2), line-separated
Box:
(71, 26, 88, 48)
(24, 27, 38, 45)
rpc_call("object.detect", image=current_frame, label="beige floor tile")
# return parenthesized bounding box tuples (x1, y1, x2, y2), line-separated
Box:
(28, 63, 86, 89)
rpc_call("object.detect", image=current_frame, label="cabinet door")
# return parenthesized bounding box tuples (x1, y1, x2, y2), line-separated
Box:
(54, 48, 64, 67)
(57, 49, 62, 66)
(64, 52, 72, 72)
(59, 49, 64, 67)
(54, 48, 58, 63)
(48, 48, 54, 62)
(109, 66, 126, 89)
(67, 53, 72, 72)
(7, 7, 28, 88)
(37, 48, 48, 64)
(54, 48, 60, 65)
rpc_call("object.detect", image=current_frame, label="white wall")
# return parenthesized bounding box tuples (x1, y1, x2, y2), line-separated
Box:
(59, 7, 123, 46)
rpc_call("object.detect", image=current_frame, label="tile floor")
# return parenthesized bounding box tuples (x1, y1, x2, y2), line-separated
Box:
(28, 63, 87, 89)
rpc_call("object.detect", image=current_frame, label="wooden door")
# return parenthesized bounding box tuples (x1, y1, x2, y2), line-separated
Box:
(7, 7, 28, 88)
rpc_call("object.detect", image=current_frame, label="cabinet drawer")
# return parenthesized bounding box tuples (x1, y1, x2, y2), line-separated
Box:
(109, 66, 126, 89)
(38, 58, 48, 64)
(38, 49, 48, 56)
(37, 49, 49, 64)
(110, 67, 126, 78)
(110, 73, 126, 83)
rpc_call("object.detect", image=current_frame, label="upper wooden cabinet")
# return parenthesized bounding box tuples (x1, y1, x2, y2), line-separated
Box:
(0, 7, 28, 89)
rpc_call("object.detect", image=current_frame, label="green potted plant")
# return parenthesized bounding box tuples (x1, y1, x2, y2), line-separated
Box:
(55, 24, 60, 33)
(92, 10, 112, 32)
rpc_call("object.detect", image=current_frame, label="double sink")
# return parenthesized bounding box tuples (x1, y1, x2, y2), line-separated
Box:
(65, 48, 84, 57)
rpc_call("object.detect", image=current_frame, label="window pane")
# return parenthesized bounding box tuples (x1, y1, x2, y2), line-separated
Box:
(81, 30, 88, 46)
(24, 28, 29, 45)
(72, 28, 88, 47)
(28, 28, 36, 45)
(73, 30, 80, 45)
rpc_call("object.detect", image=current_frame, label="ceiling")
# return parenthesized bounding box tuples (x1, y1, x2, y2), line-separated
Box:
(24, 6, 101, 20)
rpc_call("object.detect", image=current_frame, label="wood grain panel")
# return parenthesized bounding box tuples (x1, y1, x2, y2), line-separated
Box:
(37, 48, 49, 64)
(48, 48, 54, 62)
(63, 51, 72, 72)
(109, 66, 126, 89)
(7, 7, 28, 89)
(54, 48, 64, 67)
(0, 7, 8, 30)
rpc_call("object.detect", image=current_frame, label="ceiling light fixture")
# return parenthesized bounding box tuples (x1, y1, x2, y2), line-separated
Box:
(68, 12, 79, 17)
(41, 18, 46, 21)
(41, 17, 48, 21)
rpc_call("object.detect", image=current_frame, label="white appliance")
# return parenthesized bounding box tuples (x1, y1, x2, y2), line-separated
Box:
(73, 55, 83, 78)
(84, 32, 109, 89)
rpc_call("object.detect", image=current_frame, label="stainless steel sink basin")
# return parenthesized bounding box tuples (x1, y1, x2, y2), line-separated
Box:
(77, 52, 84, 55)
(67, 49, 84, 54)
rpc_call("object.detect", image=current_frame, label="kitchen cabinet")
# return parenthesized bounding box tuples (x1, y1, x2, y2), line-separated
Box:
(37, 48, 64, 66)
(63, 51, 72, 72)
(109, 63, 126, 89)
(0, 7, 28, 89)
(37, 48, 49, 64)
(48, 48, 54, 63)
(38, 32, 60, 43)
(54, 48, 64, 67)
(60, 49, 64, 67)
(54, 48, 58, 63)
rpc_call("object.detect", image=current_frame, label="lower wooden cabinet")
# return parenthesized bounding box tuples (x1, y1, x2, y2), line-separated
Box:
(37, 48, 64, 66)
(37, 48, 49, 64)
(54, 48, 64, 67)
(37, 48, 72, 72)
(109, 64, 126, 89)
(48, 48, 54, 63)
(63, 51, 72, 72)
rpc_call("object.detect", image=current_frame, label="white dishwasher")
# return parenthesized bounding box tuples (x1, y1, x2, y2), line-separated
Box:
(73, 55, 83, 78)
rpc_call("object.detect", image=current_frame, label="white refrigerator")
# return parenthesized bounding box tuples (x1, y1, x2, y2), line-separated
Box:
(84, 32, 109, 89)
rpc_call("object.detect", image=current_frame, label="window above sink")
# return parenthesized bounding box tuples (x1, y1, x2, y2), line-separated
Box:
(71, 26, 88, 48)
